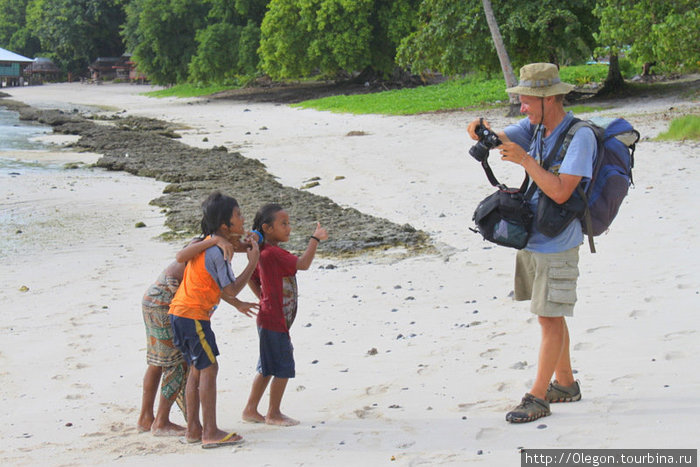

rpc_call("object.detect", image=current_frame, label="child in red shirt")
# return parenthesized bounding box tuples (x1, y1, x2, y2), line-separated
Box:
(242, 203, 328, 426)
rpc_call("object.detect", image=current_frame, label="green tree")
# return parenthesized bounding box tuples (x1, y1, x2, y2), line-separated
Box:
(397, 0, 598, 76)
(187, 0, 268, 83)
(123, 0, 209, 84)
(259, 0, 419, 80)
(26, 0, 126, 74)
(594, 0, 700, 74)
(0, 0, 41, 58)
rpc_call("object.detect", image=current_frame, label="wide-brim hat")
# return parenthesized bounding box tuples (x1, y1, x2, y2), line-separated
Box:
(505, 63, 575, 97)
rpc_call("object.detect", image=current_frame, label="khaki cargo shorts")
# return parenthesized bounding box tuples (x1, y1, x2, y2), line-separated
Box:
(514, 246, 580, 317)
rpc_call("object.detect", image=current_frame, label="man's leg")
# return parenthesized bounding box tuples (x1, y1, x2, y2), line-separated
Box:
(554, 319, 575, 386)
(530, 316, 567, 400)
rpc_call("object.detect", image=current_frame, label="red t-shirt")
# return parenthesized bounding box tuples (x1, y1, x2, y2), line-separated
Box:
(252, 244, 298, 333)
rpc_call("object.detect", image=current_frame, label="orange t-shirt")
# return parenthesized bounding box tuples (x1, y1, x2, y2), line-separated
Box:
(169, 245, 234, 320)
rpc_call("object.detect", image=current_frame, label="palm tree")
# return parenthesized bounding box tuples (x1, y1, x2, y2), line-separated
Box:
(482, 0, 520, 116)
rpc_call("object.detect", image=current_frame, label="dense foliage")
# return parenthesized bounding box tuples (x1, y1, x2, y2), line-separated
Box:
(0, 0, 697, 84)
(594, 0, 700, 73)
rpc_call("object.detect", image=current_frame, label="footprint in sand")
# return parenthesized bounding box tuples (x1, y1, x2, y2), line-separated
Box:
(479, 348, 499, 359)
(475, 427, 499, 440)
(574, 342, 593, 351)
(664, 351, 685, 360)
(585, 326, 611, 334)
(629, 309, 647, 318)
(664, 330, 696, 340)
(365, 384, 390, 395)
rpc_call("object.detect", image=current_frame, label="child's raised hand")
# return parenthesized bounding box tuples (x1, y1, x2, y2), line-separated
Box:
(213, 236, 234, 261)
(312, 222, 328, 242)
(246, 235, 260, 262)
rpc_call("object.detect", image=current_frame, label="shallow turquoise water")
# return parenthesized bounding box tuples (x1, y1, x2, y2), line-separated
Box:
(0, 106, 53, 172)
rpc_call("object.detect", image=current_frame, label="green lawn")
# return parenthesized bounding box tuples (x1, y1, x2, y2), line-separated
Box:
(293, 64, 610, 115)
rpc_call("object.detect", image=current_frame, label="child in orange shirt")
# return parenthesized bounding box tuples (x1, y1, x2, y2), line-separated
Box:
(169, 192, 259, 448)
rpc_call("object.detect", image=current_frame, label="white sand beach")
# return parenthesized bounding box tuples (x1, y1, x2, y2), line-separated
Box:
(1, 82, 699, 466)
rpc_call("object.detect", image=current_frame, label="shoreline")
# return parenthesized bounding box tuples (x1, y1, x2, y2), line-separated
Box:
(1, 83, 698, 465)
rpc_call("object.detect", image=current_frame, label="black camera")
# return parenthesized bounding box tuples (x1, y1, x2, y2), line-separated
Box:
(469, 122, 502, 162)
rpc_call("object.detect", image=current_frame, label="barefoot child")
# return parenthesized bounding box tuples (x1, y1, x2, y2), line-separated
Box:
(242, 203, 328, 426)
(169, 192, 260, 448)
(137, 235, 236, 436)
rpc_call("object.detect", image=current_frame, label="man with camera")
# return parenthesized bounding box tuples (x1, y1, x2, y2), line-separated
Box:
(467, 63, 597, 423)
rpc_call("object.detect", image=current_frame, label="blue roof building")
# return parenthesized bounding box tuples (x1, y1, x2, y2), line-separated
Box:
(1, 47, 33, 87)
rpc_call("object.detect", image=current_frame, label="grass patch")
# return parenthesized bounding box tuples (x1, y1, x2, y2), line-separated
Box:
(565, 104, 611, 114)
(293, 75, 509, 115)
(294, 64, 610, 115)
(656, 114, 700, 141)
(144, 83, 236, 98)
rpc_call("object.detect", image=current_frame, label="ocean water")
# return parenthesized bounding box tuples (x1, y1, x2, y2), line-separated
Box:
(0, 106, 53, 172)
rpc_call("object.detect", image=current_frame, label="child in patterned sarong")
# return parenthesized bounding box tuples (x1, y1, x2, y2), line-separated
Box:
(137, 235, 254, 436)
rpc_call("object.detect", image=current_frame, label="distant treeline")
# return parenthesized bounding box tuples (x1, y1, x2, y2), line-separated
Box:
(1, 0, 698, 84)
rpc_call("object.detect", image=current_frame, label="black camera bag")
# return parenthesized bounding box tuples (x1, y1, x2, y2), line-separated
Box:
(473, 187, 533, 249)
(471, 122, 575, 249)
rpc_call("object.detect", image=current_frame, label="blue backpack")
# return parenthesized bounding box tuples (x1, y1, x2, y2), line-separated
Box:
(560, 117, 640, 252)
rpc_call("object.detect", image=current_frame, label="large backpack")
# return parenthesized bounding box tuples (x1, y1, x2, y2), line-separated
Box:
(560, 116, 640, 253)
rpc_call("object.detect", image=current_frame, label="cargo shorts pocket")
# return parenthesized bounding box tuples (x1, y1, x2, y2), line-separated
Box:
(547, 261, 579, 305)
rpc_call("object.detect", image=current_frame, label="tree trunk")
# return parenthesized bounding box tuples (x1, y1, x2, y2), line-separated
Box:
(600, 53, 625, 95)
(482, 0, 520, 116)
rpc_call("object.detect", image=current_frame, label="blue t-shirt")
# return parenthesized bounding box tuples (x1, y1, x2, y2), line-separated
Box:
(504, 112, 596, 253)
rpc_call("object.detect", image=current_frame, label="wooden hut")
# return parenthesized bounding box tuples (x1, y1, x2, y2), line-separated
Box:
(0, 47, 33, 87)
(25, 57, 61, 84)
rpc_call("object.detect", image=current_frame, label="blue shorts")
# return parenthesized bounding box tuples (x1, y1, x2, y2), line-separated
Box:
(170, 315, 219, 370)
(257, 327, 295, 378)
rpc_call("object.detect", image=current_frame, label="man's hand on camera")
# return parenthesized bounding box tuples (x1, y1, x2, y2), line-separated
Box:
(499, 141, 529, 166)
(467, 118, 492, 140)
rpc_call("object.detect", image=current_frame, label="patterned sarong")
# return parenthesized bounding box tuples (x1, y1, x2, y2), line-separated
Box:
(142, 272, 187, 416)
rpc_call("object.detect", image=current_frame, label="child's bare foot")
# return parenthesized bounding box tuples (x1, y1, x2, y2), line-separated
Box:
(241, 409, 266, 423)
(265, 414, 299, 426)
(136, 416, 153, 433)
(151, 421, 187, 437)
(185, 424, 202, 444)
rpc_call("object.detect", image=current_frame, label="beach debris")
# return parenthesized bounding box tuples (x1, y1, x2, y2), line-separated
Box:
(325, 341, 333, 345)
(212, 145, 228, 152)
(19, 285, 29, 292)
(301, 181, 320, 189)
(346, 130, 368, 136)
(388, 404, 401, 409)
(65, 422, 73, 427)
(477, 450, 484, 455)
(311, 359, 319, 364)
(135, 222, 146, 228)
(202, 137, 208, 142)
(391, 456, 396, 461)
(259, 126, 268, 130)
(334, 175, 345, 180)
(404, 296, 415, 301)
(15, 229, 22, 234)
(367, 347, 378, 356)
(537, 424, 547, 429)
